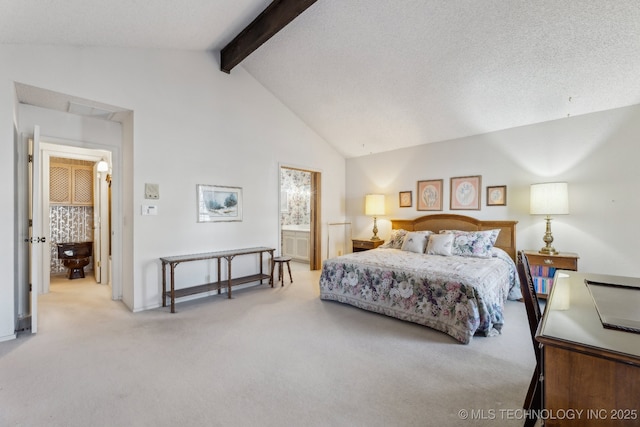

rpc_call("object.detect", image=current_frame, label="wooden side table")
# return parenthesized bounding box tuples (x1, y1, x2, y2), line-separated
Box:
(352, 239, 385, 253)
(524, 250, 579, 298)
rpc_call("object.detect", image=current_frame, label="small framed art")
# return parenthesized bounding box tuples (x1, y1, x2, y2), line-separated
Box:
(450, 175, 481, 210)
(486, 185, 507, 206)
(197, 184, 243, 222)
(417, 179, 443, 211)
(399, 191, 412, 208)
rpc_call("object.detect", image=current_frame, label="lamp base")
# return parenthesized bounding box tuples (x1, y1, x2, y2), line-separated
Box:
(538, 246, 558, 255)
(539, 216, 558, 255)
(370, 216, 380, 241)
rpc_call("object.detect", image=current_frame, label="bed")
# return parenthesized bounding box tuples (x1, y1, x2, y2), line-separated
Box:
(319, 214, 520, 344)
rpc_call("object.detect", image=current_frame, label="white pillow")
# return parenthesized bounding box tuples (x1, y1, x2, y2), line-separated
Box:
(400, 231, 431, 253)
(426, 233, 454, 256)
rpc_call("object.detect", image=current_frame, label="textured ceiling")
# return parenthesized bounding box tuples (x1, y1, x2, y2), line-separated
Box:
(0, 0, 271, 51)
(3, 0, 640, 158)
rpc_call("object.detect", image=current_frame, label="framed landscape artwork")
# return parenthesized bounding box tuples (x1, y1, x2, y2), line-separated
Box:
(486, 185, 507, 206)
(197, 184, 243, 222)
(399, 191, 412, 208)
(417, 179, 443, 211)
(450, 175, 481, 210)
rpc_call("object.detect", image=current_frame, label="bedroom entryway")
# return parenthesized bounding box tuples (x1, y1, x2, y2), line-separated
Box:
(17, 133, 116, 335)
(15, 82, 130, 336)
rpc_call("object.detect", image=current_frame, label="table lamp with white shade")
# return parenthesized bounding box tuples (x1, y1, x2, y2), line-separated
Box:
(530, 182, 569, 255)
(365, 194, 385, 241)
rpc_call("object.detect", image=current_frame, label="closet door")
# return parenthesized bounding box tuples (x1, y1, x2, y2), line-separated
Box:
(72, 166, 93, 205)
(49, 163, 71, 205)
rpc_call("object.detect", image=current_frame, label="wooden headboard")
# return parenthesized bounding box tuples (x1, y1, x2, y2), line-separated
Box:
(391, 214, 518, 261)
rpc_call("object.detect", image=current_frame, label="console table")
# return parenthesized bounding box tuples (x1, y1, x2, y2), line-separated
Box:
(160, 246, 274, 313)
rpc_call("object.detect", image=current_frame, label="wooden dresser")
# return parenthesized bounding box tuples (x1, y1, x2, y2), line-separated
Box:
(536, 271, 640, 426)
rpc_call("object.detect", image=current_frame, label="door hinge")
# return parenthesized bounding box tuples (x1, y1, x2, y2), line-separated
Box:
(97, 261, 101, 267)
(29, 219, 33, 227)
(28, 154, 33, 163)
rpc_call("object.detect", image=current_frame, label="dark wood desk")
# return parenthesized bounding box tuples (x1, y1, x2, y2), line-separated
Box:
(160, 247, 274, 313)
(536, 271, 640, 426)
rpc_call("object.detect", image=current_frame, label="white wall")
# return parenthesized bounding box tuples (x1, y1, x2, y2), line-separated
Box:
(347, 104, 640, 277)
(0, 45, 346, 340)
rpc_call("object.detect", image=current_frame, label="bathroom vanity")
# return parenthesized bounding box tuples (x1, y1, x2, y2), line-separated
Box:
(282, 225, 309, 262)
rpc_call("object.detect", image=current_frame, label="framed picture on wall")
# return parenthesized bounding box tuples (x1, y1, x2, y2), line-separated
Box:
(197, 184, 243, 222)
(450, 175, 481, 210)
(417, 179, 443, 211)
(399, 191, 412, 208)
(486, 185, 507, 206)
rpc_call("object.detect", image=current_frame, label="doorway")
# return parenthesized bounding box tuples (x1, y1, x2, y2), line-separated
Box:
(41, 143, 112, 295)
(16, 134, 116, 334)
(279, 166, 321, 270)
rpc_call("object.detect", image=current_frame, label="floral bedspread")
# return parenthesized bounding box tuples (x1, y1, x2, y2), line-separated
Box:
(319, 248, 520, 344)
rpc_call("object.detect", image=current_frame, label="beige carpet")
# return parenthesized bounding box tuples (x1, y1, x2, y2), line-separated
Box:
(0, 263, 536, 426)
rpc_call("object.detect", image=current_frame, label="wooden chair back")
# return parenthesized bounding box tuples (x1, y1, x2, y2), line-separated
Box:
(517, 250, 544, 426)
(517, 251, 542, 360)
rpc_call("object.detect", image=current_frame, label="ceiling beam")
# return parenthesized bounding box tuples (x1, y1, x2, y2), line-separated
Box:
(220, 0, 318, 74)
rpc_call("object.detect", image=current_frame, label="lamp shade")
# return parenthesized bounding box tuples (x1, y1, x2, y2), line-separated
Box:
(365, 194, 385, 216)
(530, 182, 569, 215)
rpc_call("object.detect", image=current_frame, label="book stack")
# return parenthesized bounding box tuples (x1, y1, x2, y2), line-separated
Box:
(531, 265, 557, 295)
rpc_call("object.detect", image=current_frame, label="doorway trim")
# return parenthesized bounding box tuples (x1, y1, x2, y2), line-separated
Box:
(39, 138, 121, 300)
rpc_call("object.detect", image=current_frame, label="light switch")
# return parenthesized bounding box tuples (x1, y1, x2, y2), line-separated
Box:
(145, 183, 159, 199)
(142, 205, 158, 215)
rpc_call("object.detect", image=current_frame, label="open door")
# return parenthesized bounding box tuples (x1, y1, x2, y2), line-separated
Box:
(309, 171, 321, 270)
(28, 126, 43, 334)
(92, 162, 110, 283)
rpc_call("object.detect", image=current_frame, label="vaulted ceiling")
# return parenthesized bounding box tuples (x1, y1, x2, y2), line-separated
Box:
(3, 0, 640, 158)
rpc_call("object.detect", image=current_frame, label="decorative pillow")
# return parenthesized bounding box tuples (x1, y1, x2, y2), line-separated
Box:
(425, 233, 454, 256)
(441, 229, 500, 258)
(380, 229, 408, 249)
(400, 231, 432, 253)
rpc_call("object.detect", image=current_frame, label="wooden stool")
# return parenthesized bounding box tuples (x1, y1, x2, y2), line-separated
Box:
(270, 256, 293, 287)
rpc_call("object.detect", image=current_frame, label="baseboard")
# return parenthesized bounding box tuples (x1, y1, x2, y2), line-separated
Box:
(0, 333, 17, 342)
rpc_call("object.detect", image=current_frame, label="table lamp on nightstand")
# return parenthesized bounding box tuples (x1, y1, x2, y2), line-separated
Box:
(365, 194, 385, 241)
(530, 182, 569, 255)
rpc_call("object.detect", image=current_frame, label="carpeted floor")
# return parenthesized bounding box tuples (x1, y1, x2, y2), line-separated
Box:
(0, 262, 537, 426)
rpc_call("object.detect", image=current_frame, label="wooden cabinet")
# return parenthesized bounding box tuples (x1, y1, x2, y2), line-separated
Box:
(537, 271, 640, 426)
(352, 239, 384, 252)
(542, 345, 640, 427)
(282, 229, 309, 261)
(524, 250, 578, 298)
(50, 163, 93, 206)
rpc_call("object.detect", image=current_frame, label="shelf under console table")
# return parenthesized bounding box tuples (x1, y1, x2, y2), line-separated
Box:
(160, 246, 275, 313)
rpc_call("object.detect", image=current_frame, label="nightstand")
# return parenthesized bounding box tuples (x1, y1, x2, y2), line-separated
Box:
(524, 250, 579, 298)
(352, 239, 385, 253)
